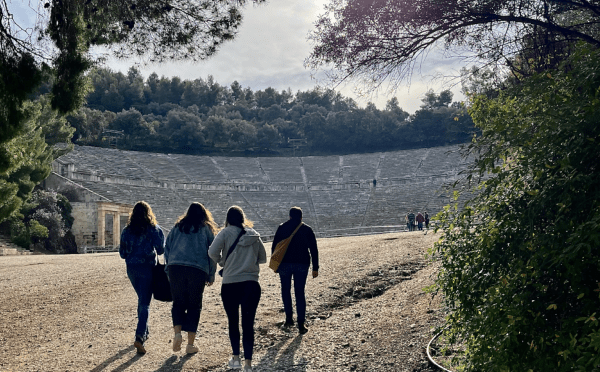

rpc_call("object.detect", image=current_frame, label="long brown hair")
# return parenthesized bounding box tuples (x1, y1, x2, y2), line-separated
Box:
(175, 202, 218, 234)
(225, 205, 254, 229)
(127, 201, 158, 235)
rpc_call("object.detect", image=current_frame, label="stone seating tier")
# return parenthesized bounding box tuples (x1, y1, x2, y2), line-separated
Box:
(168, 154, 229, 182)
(364, 184, 435, 225)
(417, 146, 463, 175)
(258, 157, 304, 184)
(341, 153, 381, 182)
(214, 157, 263, 182)
(66, 145, 466, 184)
(125, 151, 191, 182)
(301, 155, 341, 184)
(311, 190, 370, 216)
(57, 144, 469, 238)
(377, 148, 425, 180)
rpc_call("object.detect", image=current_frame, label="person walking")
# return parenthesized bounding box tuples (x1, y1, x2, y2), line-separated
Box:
(119, 201, 165, 354)
(424, 212, 430, 230)
(209, 206, 266, 372)
(164, 202, 218, 354)
(271, 207, 319, 334)
(407, 211, 416, 231)
(416, 212, 425, 231)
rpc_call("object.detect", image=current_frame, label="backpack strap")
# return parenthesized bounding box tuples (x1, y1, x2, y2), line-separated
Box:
(224, 228, 246, 263)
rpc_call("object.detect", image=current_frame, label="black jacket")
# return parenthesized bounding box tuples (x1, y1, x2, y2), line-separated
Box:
(271, 219, 319, 271)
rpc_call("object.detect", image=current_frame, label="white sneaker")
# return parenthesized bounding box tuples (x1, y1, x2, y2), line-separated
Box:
(228, 357, 242, 369)
(186, 344, 199, 354)
(173, 333, 182, 352)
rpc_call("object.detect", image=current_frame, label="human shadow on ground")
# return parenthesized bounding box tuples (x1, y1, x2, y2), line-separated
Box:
(254, 333, 307, 371)
(111, 353, 144, 372)
(153, 354, 193, 372)
(89, 345, 136, 372)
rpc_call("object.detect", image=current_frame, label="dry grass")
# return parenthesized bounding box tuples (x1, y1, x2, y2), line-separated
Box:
(0, 231, 444, 372)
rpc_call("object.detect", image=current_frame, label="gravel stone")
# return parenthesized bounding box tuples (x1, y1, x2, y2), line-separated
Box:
(0, 231, 443, 371)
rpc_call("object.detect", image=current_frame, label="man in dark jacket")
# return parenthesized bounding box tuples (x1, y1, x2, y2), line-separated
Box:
(271, 206, 319, 334)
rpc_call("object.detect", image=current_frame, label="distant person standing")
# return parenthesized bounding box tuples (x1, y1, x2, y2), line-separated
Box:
(272, 207, 319, 334)
(119, 201, 165, 354)
(405, 213, 410, 231)
(407, 211, 416, 231)
(164, 202, 218, 354)
(209, 206, 266, 372)
(424, 212, 430, 230)
(416, 212, 425, 231)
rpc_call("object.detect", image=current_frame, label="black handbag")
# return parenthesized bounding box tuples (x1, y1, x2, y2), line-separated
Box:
(218, 229, 246, 277)
(152, 259, 172, 302)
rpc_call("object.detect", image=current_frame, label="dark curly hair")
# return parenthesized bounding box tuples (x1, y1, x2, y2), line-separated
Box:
(127, 201, 158, 235)
(175, 202, 218, 235)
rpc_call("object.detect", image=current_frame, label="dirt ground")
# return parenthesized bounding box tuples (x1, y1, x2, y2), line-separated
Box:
(0, 231, 444, 372)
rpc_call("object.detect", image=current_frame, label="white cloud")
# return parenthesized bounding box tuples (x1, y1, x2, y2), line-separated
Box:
(107, 0, 468, 113)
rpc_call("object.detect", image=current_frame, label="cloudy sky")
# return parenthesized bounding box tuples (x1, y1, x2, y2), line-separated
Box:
(14, 0, 467, 114)
(108, 0, 468, 113)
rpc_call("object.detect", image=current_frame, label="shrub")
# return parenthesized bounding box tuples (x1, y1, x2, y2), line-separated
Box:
(432, 46, 600, 371)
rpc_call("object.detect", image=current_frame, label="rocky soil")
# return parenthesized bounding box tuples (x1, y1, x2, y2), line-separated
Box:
(0, 231, 445, 372)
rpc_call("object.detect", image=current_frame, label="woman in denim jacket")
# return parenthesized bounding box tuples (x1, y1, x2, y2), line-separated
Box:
(119, 201, 165, 354)
(165, 202, 218, 354)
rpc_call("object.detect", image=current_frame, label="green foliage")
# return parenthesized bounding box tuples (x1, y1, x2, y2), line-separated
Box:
(0, 54, 44, 147)
(0, 98, 74, 223)
(9, 218, 31, 248)
(27, 190, 75, 253)
(308, 0, 600, 89)
(2, 190, 75, 252)
(28, 220, 49, 243)
(432, 45, 600, 371)
(75, 68, 475, 155)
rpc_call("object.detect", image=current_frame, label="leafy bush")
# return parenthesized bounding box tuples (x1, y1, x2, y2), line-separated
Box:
(27, 190, 75, 253)
(432, 46, 600, 371)
(1, 190, 77, 253)
(28, 220, 48, 243)
(9, 218, 31, 248)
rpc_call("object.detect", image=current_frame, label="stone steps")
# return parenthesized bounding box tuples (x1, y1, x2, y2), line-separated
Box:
(0, 236, 33, 256)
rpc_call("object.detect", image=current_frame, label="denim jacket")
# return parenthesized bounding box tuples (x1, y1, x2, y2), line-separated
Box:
(164, 225, 217, 282)
(119, 225, 165, 266)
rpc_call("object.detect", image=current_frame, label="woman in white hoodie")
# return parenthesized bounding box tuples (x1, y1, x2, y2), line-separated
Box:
(208, 206, 266, 372)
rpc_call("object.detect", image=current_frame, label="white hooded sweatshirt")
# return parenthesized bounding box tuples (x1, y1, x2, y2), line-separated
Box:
(208, 225, 267, 284)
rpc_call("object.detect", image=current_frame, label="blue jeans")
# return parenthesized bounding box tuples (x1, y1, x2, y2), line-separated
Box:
(278, 263, 310, 324)
(126, 264, 154, 339)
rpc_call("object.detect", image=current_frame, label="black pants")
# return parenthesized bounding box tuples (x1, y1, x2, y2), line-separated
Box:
(221, 280, 261, 360)
(168, 265, 207, 333)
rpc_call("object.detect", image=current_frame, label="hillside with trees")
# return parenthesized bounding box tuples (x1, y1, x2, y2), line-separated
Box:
(0, 0, 269, 252)
(62, 68, 475, 156)
(307, 0, 600, 370)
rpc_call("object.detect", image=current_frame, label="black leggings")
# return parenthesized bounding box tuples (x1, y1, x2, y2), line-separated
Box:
(168, 265, 207, 333)
(221, 280, 261, 360)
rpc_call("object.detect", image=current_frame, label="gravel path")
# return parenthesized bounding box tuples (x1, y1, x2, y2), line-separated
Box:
(0, 231, 443, 372)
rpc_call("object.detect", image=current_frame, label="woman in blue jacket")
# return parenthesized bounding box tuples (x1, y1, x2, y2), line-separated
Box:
(165, 202, 218, 354)
(119, 201, 165, 354)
